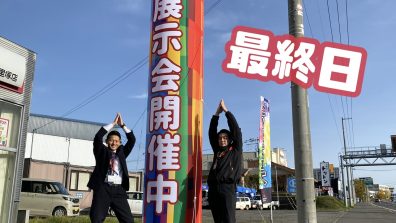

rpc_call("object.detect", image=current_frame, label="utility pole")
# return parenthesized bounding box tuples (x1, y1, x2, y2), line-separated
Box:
(288, 1, 317, 222)
(339, 153, 348, 207)
(342, 117, 353, 207)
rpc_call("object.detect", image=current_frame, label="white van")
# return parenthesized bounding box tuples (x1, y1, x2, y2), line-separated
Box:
(251, 195, 280, 210)
(127, 191, 143, 215)
(19, 178, 80, 216)
(235, 197, 251, 210)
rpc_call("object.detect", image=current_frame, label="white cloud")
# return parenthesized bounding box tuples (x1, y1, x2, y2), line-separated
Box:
(128, 93, 147, 99)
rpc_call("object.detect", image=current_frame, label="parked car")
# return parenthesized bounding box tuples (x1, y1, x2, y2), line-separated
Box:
(109, 191, 143, 216)
(235, 197, 251, 210)
(127, 191, 143, 215)
(19, 178, 80, 216)
(251, 195, 279, 210)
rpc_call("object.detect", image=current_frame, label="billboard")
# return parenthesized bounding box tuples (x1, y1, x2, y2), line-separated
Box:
(144, 0, 204, 222)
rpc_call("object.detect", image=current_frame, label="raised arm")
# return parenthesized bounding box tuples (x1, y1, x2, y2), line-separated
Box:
(209, 115, 219, 153)
(117, 113, 135, 157)
(208, 101, 223, 153)
(225, 111, 242, 151)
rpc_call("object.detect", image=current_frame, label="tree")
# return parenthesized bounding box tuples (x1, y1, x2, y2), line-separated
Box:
(354, 179, 368, 202)
(244, 174, 259, 189)
(377, 189, 390, 200)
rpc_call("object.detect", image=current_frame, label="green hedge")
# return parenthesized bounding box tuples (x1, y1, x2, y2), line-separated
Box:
(316, 196, 347, 210)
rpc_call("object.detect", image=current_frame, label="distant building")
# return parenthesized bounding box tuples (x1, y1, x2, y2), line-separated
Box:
(359, 177, 374, 186)
(272, 147, 288, 167)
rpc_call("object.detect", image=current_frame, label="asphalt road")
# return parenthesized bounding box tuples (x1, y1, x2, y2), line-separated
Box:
(202, 202, 396, 223)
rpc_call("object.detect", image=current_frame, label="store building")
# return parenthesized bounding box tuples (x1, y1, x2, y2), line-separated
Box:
(0, 36, 36, 222)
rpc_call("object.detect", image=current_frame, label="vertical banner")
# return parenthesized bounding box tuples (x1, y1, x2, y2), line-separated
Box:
(145, 0, 204, 223)
(258, 96, 272, 203)
(320, 161, 330, 187)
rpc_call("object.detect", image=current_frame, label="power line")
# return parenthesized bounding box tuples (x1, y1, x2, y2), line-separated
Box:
(327, 95, 343, 146)
(314, 0, 327, 40)
(345, 0, 350, 45)
(205, 0, 224, 14)
(335, 0, 342, 43)
(302, 0, 314, 38)
(303, 0, 343, 146)
(34, 0, 226, 132)
(326, 0, 334, 42)
(34, 56, 148, 131)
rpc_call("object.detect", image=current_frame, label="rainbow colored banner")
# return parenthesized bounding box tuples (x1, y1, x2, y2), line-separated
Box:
(144, 0, 203, 222)
(258, 96, 272, 203)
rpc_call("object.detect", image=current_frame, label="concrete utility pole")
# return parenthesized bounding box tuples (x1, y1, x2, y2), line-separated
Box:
(339, 154, 348, 207)
(342, 117, 353, 207)
(288, 0, 317, 222)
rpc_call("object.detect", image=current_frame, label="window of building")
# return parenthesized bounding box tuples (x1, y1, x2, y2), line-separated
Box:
(0, 100, 22, 223)
(129, 177, 138, 192)
(70, 171, 90, 191)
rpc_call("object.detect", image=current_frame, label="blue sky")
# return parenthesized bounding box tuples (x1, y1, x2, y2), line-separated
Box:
(1, 0, 396, 187)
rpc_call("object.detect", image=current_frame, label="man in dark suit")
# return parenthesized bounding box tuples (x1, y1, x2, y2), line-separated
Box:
(88, 113, 135, 223)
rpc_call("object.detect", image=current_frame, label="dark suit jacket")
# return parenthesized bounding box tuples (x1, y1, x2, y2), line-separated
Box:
(87, 127, 135, 191)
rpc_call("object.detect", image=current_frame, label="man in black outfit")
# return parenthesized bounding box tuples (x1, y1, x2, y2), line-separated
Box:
(88, 113, 135, 223)
(208, 99, 243, 223)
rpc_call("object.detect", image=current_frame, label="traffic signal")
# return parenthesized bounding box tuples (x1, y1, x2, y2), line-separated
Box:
(391, 135, 396, 153)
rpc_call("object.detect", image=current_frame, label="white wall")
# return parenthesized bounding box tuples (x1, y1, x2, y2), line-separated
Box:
(25, 133, 95, 166)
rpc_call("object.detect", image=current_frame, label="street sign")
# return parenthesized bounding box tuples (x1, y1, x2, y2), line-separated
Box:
(287, 177, 296, 194)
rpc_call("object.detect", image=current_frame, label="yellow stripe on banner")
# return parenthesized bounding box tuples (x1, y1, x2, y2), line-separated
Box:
(167, 170, 175, 222)
(264, 122, 271, 162)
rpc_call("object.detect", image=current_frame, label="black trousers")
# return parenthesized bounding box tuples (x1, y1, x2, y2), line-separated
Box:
(208, 183, 236, 223)
(90, 183, 134, 223)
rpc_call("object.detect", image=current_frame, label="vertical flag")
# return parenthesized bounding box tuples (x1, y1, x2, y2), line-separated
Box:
(258, 97, 272, 203)
(145, 0, 204, 222)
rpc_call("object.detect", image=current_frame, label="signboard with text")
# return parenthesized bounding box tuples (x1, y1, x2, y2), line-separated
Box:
(222, 26, 367, 97)
(320, 161, 331, 187)
(287, 177, 296, 194)
(0, 45, 26, 93)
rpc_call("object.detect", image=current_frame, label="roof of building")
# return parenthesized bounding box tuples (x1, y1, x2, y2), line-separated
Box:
(28, 113, 107, 141)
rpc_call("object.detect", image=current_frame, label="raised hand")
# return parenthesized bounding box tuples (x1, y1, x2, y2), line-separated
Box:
(215, 100, 223, 116)
(220, 99, 228, 112)
(117, 113, 125, 126)
(113, 113, 120, 125)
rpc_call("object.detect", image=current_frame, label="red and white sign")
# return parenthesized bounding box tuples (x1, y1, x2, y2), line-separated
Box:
(222, 26, 367, 97)
(0, 45, 27, 93)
